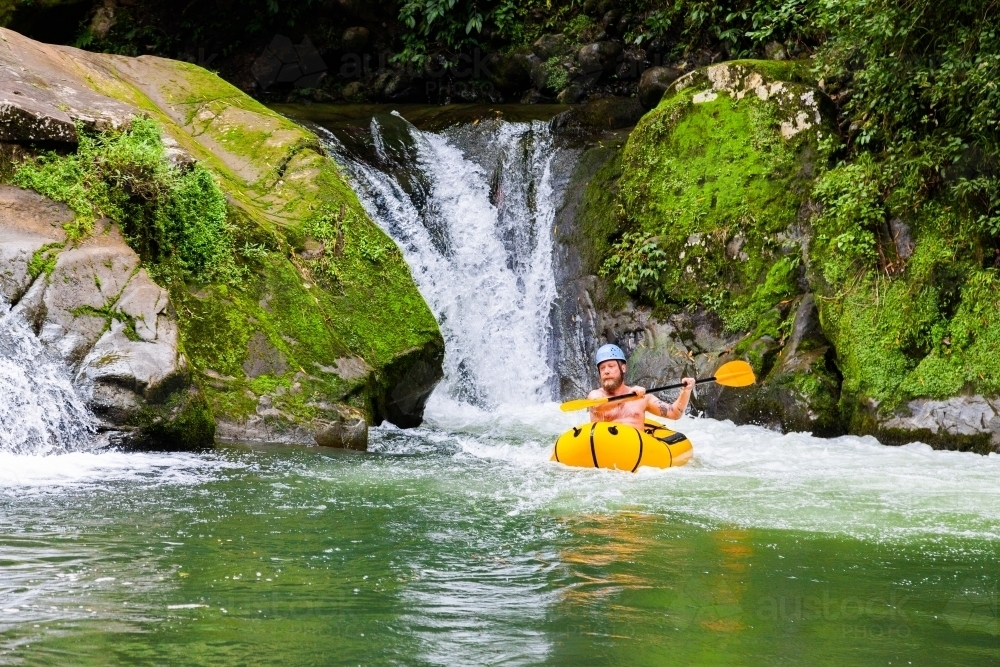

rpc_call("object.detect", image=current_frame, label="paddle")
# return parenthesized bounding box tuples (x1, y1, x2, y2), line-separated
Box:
(559, 360, 756, 412)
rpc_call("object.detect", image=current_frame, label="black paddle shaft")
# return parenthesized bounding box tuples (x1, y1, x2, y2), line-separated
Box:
(604, 376, 716, 404)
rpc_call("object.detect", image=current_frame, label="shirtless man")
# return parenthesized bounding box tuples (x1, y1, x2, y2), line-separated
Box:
(588, 344, 695, 430)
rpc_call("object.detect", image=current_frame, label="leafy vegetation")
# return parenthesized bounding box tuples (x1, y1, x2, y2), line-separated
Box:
(12, 117, 244, 284)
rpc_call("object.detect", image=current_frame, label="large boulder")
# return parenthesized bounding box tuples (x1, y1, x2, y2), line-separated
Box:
(0, 27, 444, 448)
(533, 34, 571, 61)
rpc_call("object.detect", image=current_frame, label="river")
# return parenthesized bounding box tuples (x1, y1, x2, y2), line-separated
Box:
(1, 106, 999, 665)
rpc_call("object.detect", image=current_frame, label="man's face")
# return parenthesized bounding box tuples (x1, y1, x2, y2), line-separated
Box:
(598, 360, 625, 391)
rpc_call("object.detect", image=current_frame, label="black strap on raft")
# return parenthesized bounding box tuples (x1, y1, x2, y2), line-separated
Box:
(663, 432, 687, 445)
(589, 423, 599, 468)
(631, 427, 643, 473)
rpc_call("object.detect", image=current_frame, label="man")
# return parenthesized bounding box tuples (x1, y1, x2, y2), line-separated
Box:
(588, 344, 695, 429)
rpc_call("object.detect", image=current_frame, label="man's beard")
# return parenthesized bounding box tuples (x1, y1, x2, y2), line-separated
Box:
(601, 375, 623, 392)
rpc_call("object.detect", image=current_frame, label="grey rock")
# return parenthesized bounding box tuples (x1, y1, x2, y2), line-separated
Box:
(521, 89, 553, 105)
(78, 314, 186, 409)
(1, 193, 201, 440)
(487, 52, 534, 95)
(638, 66, 680, 109)
(882, 396, 1000, 447)
(557, 84, 588, 104)
(0, 82, 78, 143)
(375, 69, 415, 102)
(0, 42, 138, 139)
(550, 96, 644, 133)
(314, 416, 368, 451)
(764, 41, 788, 61)
(36, 221, 139, 364)
(532, 34, 570, 61)
(890, 217, 914, 260)
(341, 81, 366, 101)
(0, 186, 70, 304)
(342, 26, 370, 52)
(114, 268, 169, 341)
(242, 331, 289, 379)
(89, 1, 118, 40)
(577, 42, 623, 76)
(216, 402, 369, 450)
(161, 134, 196, 171)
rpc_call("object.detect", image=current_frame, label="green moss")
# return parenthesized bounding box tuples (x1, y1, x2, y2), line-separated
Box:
(811, 169, 1000, 422)
(49, 55, 445, 430)
(27, 242, 63, 278)
(126, 388, 216, 451)
(576, 146, 625, 275)
(596, 62, 827, 325)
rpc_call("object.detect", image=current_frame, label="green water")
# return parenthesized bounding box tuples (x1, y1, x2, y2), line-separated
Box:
(2, 406, 999, 665)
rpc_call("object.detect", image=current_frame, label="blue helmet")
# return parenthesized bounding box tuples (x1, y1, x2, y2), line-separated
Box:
(595, 344, 627, 367)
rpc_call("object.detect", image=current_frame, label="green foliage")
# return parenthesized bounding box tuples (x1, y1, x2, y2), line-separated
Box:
(542, 56, 569, 92)
(600, 231, 669, 299)
(12, 117, 242, 284)
(629, 0, 823, 53)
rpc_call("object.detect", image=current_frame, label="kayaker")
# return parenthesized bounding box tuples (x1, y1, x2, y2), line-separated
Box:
(588, 344, 695, 429)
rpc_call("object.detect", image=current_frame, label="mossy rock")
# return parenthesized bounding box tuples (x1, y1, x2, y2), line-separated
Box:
(610, 60, 833, 317)
(572, 60, 845, 435)
(0, 29, 443, 443)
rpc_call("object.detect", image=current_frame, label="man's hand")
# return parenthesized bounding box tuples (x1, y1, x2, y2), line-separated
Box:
(633, 386, 646, 397)
(680, 378, 695, 392)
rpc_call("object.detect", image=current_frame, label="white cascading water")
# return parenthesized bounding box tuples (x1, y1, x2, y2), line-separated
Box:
(0, 304, 96, 454)
(321, 113, 559, 409)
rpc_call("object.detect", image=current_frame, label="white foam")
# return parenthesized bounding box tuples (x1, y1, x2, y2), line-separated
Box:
(0, 306, 95, 454)
(398, 401, 1000, 542)
(0, 450, 241, 493)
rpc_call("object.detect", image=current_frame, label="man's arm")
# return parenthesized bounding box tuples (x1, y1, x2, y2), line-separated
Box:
(646, 378, 696, 420)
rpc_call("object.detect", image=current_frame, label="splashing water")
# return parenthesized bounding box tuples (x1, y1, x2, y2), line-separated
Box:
(0, 305, 95, 454)
(321, 113, 559, 409)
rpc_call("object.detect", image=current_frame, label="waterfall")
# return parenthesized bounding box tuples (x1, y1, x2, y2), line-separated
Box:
(0, 304, 96, 454)
(322, 113, 561, 409)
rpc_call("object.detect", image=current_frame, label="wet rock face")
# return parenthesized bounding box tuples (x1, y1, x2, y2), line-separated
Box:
(712, 295, 843, 436)
(0, 190, 212, 449)
(551, 62, 844, 436)
(550, 59, 1000, 451)
(215, 399, 369, 451)
(878, 397, 1000, 452)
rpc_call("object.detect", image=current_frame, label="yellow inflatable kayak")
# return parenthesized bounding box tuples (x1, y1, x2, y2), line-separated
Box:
(552, 421, 693, 471)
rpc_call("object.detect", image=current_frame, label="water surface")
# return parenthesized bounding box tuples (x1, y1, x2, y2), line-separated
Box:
(3, 401, 999, 665)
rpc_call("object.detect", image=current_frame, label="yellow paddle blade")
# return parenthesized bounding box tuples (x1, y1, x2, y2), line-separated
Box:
(559, 396, 619, 412)
(713, 360, 757, 387)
